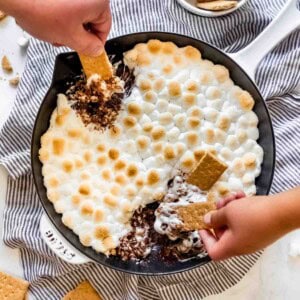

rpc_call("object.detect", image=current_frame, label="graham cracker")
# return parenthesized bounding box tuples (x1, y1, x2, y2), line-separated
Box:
(9, 76, 20, 87)
(177, 201, 216, 231)
(0, 270, 29, 300)
(79, 51, 113, 80)
(197, 0, 217, 2)
(63, 281, 102, 300)
(197, 1, 237, 11)
(186, 151, 227, 190)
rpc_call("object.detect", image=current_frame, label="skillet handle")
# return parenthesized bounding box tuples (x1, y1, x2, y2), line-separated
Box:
(229, 0, 300, 80)
(40, 214, 91, 264)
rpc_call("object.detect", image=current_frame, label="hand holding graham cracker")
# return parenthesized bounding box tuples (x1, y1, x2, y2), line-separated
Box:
(177, 151, 227, 231)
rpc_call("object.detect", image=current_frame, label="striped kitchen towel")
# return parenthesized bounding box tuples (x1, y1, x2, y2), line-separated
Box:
(0, 0, 299, 299)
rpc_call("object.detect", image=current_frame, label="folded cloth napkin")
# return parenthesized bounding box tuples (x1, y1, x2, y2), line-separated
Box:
(1, 0, 299, 299)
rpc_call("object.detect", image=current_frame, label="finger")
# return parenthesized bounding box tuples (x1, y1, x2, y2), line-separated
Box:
(70, 27, 104, 56)
(222, 192, 246, 207)
(199, 230, 218, 254)
(204, 209, 227, 228)
(214, 227, 226, 239)
(87, 4, 112, 44)
(217, 191, 246, 209)
(52, 42, 63, 47)
(200, 230, 233, 261)
(91, 11, 112, 44)
(235, 191, 246, 199)
(217, 194, 237, 209)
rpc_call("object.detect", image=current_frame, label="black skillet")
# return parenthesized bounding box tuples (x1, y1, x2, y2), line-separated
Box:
(31, 32, 275, 275)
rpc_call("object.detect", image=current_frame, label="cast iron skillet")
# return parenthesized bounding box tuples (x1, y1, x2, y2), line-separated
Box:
(31, 32, 275, 275)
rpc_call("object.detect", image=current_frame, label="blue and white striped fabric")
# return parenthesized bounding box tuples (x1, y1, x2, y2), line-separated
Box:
(0, 0, 299, 299)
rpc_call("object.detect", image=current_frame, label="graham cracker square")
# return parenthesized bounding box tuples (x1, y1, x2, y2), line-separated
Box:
(0, 271, 29, 300)
(177, 201, 216, 231)
(186, 151, 227, 190)
(63, 280, 102, 300)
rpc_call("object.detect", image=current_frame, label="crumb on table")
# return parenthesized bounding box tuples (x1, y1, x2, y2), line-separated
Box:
(1, 56, 13, 73)
(9, 76, 20, 87)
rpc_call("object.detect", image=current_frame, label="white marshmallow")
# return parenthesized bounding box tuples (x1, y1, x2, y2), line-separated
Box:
(156, 99, 169, 112)
(168, 103, 182, 115)
(167, 127, 181, 142)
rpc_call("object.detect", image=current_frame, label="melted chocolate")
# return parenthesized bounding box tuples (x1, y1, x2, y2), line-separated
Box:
(66, 62, 135, 130)
(116, 201, 207, 262)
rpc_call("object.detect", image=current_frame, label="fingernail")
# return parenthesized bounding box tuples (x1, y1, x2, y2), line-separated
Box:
(204, 213, 211, 225)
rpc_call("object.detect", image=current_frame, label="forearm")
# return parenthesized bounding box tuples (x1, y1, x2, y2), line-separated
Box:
(271, 186, 300, 233)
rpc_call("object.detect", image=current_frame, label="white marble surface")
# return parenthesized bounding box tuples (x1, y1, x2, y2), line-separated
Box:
(0, 15, 300, 300)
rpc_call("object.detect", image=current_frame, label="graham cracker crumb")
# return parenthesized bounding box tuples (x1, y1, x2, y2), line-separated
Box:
(1, 56, 13, 73)
(9, 76, 20, 87)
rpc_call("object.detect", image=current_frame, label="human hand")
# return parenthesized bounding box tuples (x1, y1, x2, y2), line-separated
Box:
(11, 0, 112, 56)
(199, 192, 293, 261)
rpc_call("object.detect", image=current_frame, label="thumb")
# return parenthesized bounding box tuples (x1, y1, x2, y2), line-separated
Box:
(71, 27, 104, 56)
(90, 9, 112, 46)
(204, 208, 227, 228)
